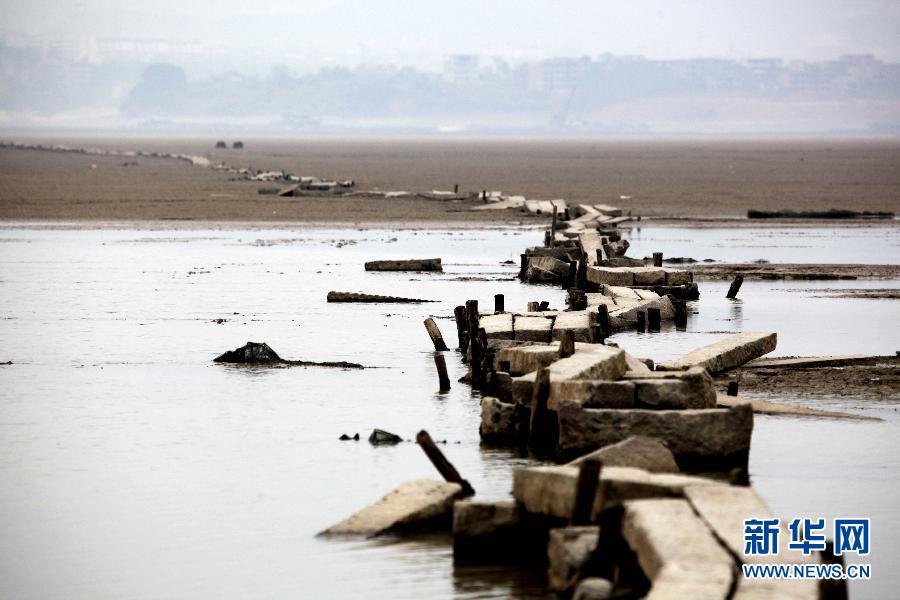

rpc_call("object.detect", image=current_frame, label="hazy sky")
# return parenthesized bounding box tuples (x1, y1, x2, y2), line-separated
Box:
(4, 0, 900, 67)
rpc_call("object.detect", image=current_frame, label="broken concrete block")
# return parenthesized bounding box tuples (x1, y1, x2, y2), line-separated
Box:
(624, 353, 653, 375)
(664, 268, 692, 286)
(479, 396, 526, 443)
(549, 380, 636, 410)
(624, 367, 718, 409)
(548, 526, 600, 592)
(609, 296, 675, 326)
(494, 344, 559, 375)
(525, 256, 570, 283)
(567, 436, 679, 474)
(555, 401, 753, 470)
(513, 465, 722, 521)
(659, 332, 777, 374)
(321, 479, 463, 536)
(633, 288, 661, 301)
(514, 314, 554, 342)
(551, 311, 593, 342)
(587, 267, 634, 287)
(622, 499, 733, 600)
(573, 578, 613, 600)
(453, 499, 524, 562)
(601, 285, 642, 300)
(631, 267, 666, 286)
(509, 346, 628, 404)
(480, 313, 514, 340)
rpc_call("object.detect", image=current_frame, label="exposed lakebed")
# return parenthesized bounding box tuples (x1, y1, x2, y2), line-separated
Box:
(0, 225, 897, 599)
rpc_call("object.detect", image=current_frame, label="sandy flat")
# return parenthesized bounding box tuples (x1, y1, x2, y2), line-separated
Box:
(2, 138, 899, 224)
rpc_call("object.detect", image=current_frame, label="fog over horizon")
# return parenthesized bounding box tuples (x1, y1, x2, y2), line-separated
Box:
(1, 0, 899, 135)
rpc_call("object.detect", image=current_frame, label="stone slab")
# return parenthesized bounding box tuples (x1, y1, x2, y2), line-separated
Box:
(587, 267, 634, 287)
(548, 526, 601, 592)
(659, 332, 777, 374)
(549, 380, 636, 410)
(513, 465, 723, 521)
(622, 499, 733, 600)
(684, 486, 819, 600)
(453, 499, 525, 562)
(551, 311, 593, 342)
(625, 366, 718, 409)
(321, 479, 463, 536)
(664, 268, 692, 286)
(479, 313, 514, 340)
(631, 267, 666, 286)
(555, 402, 753, 470)
(480, 396, 525, 443)
(567, 435, 679, 473)
(514, 314, 554, 342)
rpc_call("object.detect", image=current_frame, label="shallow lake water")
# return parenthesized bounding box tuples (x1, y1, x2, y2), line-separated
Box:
(0, 225, 897, 599)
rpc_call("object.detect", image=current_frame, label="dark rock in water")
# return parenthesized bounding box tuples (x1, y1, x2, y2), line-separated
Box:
(339, 433, 361, 441)
(213, 342, 365, 369)
(214, 342, 282, 364)
(369, 429, 402, 445)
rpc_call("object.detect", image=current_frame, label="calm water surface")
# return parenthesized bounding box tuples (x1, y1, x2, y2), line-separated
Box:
(0, 226, 897, 599)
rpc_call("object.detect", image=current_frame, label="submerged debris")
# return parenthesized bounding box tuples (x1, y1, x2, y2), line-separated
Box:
(369, 429, 403, 445)
(327, 291, 435, 303)
(214, 341, 364, 369)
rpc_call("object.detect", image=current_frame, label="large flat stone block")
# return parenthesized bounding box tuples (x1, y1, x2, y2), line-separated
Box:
(624, 367, 717, 409)
(622, 499, 733, 600)
(549, 380, 636, 410)
(659, 332, 777, 374)
(480, 396, 524, 443)
(587, 267, 635, 287)
(631, 267, 666, 286)
(321, 479, 463, 536)
(551, 311, 593, 342)
(514, 314, 554, 342)
(567, 435, 679, 474)
(513, 464, 722, 522)
(555, 402, 753, 470)
(479, 313, 514, 340)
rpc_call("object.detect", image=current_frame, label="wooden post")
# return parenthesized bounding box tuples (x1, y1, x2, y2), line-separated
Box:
(466, 300, 481, 383)
(416, 430, 475, 497)
(647, 307, 661, 331)
(727, 381, 739, 397)
(551, 208, 557, 238)
(453, 183, 459, 194)
(424, 317, 449, 351)
(494, 293, 504, 313)
(453, 305, 468, 352)
(559, 330, 575, 358)
(636, 311, 646, 332)
(726, 275, 744, 299)
(598, 304, 610, 339)
(434, 353, 451, 391)
(519, 253, 528, 280)
(482, 190, 487, 201)
(571, 458, 603, 525)
(672, 299, 688, 327)
(527, 301, 540, 312)
(819, 540, 848, 600)
(653, 252, 663, 267)
(564, 260, 577, 289)
(539, 301, 550, 311)
(528, 368, 553, 456)
(596, 248, 604, 265)
(476, 327, 492, 386)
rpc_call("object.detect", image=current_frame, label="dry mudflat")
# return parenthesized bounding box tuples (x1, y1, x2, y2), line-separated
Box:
(1, 137, 899, 225)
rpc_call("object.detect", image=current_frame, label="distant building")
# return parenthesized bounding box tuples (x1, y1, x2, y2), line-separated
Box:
(527, 57, 590, 93)
(443, 55, 479, 84)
